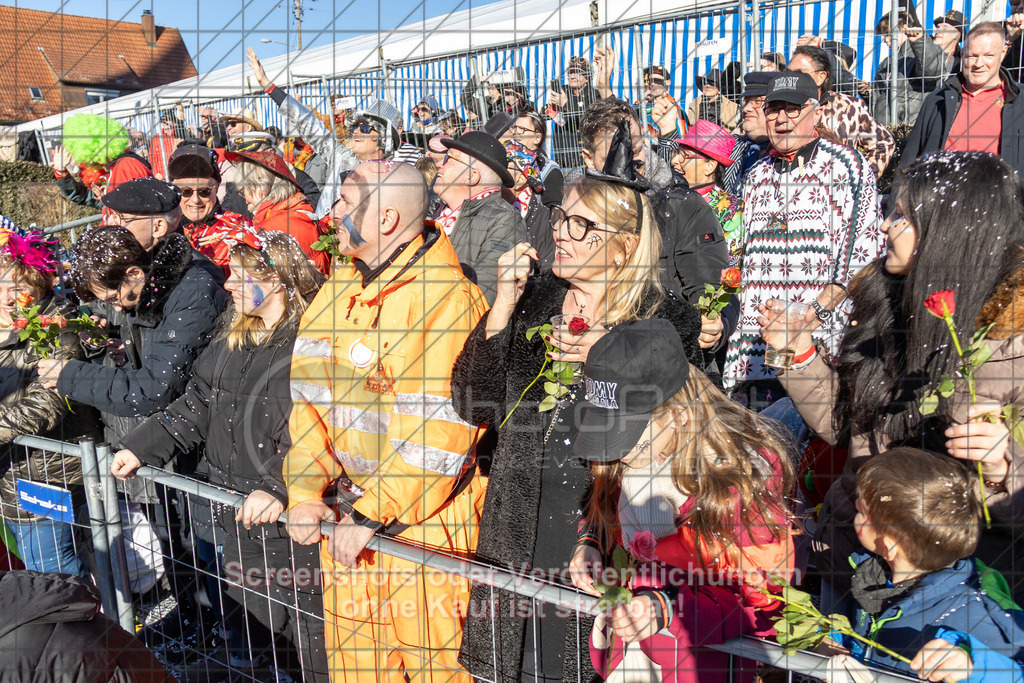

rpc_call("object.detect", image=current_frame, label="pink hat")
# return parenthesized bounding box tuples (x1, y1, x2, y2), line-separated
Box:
(674, 119, 736, 167)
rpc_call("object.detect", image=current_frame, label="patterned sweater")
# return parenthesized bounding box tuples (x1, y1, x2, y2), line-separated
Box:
(723, 138, 884, 388)
(818, 90, 896, 180)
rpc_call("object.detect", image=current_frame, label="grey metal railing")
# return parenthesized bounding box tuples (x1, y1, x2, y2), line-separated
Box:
(8, 433, 918, 682)
(41, 214, 103, 244)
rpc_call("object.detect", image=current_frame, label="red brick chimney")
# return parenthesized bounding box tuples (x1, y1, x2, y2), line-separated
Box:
(141, 9, 156, 46)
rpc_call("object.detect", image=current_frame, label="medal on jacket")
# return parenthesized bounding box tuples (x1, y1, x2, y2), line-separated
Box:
(348, 340, 377, 369)
(365, 361, 395, 395)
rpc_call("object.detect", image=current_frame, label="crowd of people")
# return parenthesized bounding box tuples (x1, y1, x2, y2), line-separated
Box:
(3, 9, 1024, 683)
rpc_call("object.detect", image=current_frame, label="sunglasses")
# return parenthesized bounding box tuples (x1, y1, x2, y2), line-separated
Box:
(177, 187, 215, 199)
(351, 123, 376, 135)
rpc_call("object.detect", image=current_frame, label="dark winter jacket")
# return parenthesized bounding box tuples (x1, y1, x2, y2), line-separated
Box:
(448, 189, 529, 304)
(871, 36, 948, 126)
(551, 84, 601, 169)
(0, 296, 100, 521)
(118, 313, 299, 539)
(650, 172, 732, 307)
(57, 232, 227, 445)
(842, 553, 1024, 679)
(900, 71, 1024, 178)
(452, 271, 703, 683)
(0, 570, 174, 682)
(522, 192, 555, 269)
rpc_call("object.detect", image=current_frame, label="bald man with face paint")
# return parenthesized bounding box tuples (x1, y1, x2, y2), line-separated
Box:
(285, 160, 490, 681)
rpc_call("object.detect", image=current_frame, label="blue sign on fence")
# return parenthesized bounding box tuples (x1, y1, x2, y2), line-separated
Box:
(15, 479, 74, 524)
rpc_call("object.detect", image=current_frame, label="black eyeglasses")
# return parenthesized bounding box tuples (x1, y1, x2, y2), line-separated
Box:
(177, 187, 214, 199)
(549, 205, 621, 241)
(351, 123, 377, 135)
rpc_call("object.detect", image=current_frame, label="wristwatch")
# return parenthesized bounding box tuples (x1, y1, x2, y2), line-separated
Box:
(811, 301, 833, 323)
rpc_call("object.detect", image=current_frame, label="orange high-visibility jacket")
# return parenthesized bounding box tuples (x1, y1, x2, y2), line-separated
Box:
(285, 229, 489, 527)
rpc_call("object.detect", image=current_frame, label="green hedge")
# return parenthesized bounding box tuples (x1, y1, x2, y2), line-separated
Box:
(0, 161, 56, 184)
(0, 161, 93, 230)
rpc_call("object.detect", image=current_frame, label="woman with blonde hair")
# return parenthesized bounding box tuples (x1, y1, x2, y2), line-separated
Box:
(453, 174, 704, 682)
(109, 228, 329, 682)
(569, 319, 794, 682)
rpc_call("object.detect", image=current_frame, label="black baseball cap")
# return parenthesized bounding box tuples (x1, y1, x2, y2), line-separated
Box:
(766, 71, 819, 106)
(934, 10, 965, 37)
(741, 71, 775, 98)
(167, 143, 221, 182)
(643, 65, 671, 82)
(573, 319, 689, 463)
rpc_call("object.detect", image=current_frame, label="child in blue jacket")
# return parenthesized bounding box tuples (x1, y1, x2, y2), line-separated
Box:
(831, 447, 1024, 683)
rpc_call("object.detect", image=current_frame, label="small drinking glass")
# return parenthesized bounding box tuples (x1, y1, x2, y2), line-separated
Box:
(763, 300, 812, 369)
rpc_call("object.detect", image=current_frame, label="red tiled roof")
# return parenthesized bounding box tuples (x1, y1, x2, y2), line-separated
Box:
(0, 5, 197, 123)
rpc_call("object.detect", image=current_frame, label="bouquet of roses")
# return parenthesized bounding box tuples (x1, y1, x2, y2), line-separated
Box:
(13, 296, 107, 359)
(697, 268, 742, 320)
(12, 293, 68, 360)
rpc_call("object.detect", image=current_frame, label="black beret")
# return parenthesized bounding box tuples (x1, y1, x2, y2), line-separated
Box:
(101, 177, 182, 215)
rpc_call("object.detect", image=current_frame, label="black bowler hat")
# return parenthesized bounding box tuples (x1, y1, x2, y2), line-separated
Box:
(766, 71, 820, 106)
(167, 143, 221, 182)
(441, 131, 515, 187)
(573, 319, 689, 463)
(101, 177, 182, 215)
(741, 71, 775, 98)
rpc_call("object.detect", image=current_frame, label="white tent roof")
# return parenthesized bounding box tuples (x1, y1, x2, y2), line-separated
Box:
(15, 0, 696, 132)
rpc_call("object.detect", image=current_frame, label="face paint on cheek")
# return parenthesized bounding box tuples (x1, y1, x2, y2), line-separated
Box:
(341, 213, 366, 246)
(246, 276, 265, 308)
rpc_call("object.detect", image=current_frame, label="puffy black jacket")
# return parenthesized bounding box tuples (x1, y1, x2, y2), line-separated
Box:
(118, 314, 300, 536)
(57, 233, 228, 445)
(0, 570, 174, 682)
(901, 70, 1024, 178)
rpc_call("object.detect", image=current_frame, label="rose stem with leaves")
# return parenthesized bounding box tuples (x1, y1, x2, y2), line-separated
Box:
(767, 589, 913, 666)
(936, 308, 992, 527)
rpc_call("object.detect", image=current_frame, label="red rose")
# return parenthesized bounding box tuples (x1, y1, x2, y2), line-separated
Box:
(923, 290, 956, 319)
(55, 317, 67, 329)
(568, 317, 590, 335)
(12, 318, 27, 331)
(38, 315, 50, 326)
(721, 267, 742, 289)
(628, 530, 658, 562)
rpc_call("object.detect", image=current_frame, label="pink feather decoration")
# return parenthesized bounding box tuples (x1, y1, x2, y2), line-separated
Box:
(2, 232, 58, 278)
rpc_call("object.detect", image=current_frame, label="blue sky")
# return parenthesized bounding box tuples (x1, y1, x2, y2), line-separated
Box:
(23, 0, 474, 74)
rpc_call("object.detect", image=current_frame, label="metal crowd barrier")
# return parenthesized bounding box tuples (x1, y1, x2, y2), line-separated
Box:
(41, 213, 103, 244)
(6, 434, 918, 683)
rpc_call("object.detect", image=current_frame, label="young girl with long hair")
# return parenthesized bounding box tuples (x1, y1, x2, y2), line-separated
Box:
(569, 319, 794, 683)
(110, 228, 328, 681)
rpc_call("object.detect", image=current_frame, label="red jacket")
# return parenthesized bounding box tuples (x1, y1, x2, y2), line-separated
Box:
(591, 448, 793, 683)
(250, 194, 330, 274)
